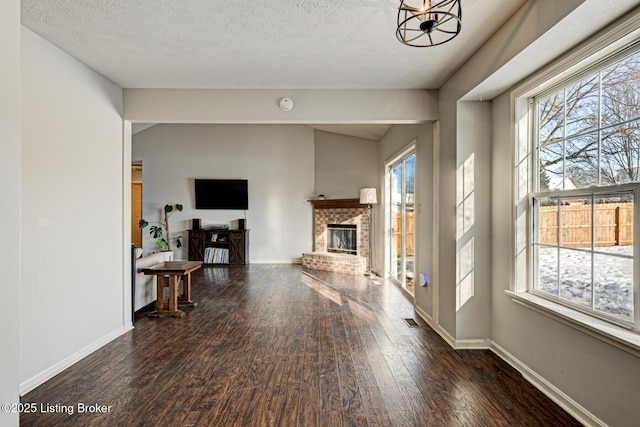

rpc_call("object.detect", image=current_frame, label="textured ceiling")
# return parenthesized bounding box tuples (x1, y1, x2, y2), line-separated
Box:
(21, 0, 527, 90)
(24, 1, 640, 140)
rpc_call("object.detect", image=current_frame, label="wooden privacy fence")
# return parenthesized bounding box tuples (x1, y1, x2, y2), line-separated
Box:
(393, 212, 415, 256)
(538, 202, 633, 247)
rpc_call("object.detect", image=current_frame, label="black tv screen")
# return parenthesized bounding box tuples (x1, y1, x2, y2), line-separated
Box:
(194, 179, 248, 210)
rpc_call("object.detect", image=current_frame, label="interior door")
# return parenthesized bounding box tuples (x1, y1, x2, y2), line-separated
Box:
(131, 183, 142, 249)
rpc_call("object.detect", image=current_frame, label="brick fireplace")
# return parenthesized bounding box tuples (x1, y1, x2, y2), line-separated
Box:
(302, 198, 369, 274)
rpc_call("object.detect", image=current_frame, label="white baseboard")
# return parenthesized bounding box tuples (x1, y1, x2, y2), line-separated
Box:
(413, 306, 456, 348)
(454, 338, 492, 350)
(20, 324, 133, 396)
(413, 306, 604, 426)
(490, 341, 605, 427)
(414, 305, 434, 328)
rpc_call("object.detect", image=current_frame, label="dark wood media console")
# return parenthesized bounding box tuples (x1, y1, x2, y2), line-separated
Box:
(188, 228, 249, 265)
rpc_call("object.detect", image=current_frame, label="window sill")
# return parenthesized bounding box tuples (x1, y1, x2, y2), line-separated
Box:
(506, 290, 640, 359)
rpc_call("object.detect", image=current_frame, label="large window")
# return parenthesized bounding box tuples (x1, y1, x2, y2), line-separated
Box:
(530, 46, 640, 330)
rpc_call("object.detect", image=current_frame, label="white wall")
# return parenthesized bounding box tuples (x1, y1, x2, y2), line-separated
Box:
(132, 124, 315, 263)
(20, 27, 125, 392)
(378, 123, 434, 312)
(0, 1, 20, 425)
(314, 130, 378, 199)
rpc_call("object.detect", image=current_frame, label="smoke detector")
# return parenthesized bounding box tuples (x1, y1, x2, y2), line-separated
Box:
(279, 97, 294, 112)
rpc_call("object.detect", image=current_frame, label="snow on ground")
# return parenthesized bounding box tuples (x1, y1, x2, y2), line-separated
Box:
(537, 245, 633, 321)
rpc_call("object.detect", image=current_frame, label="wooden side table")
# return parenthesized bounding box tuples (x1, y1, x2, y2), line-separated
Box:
(140, 260, 202, 318)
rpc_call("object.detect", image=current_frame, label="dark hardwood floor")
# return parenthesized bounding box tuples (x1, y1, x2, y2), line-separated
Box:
(21, 265, 581, 426)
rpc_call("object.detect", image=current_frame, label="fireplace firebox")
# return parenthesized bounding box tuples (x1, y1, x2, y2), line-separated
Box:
(327, 224, 357, 255)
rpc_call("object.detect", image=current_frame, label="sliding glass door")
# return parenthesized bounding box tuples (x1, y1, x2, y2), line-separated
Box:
(389, 153, 415, 294)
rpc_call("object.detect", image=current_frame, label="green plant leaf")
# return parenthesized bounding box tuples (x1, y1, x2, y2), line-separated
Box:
(164, 204, 173, 213)
(176, 204, 183, 211)
(138, 219, 148, 229)
(157, 238, 168, 250)
(150, 225, 164, 238)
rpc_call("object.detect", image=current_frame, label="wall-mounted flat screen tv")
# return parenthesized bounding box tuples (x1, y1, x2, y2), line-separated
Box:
(194, 179, 248, 210)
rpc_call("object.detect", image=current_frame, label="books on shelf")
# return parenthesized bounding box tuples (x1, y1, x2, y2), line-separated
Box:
(204, 247, 229, 264)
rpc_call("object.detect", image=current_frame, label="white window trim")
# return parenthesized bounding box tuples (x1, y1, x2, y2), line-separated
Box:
(509, 11, 640, 359)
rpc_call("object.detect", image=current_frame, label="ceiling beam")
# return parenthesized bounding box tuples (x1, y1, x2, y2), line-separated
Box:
(123, 89, 437, 124)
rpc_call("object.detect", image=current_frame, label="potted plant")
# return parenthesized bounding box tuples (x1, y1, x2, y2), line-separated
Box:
(139, 203, 183, 251)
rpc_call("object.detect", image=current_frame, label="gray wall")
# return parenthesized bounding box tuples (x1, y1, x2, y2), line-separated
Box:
(455, 101, 492, 340)
(313, 130, 378, 199)
(435, 0, 587, 340)
(378, 123, 434, 311)
(0, 1, 20, 425)
(432, 1, 640, 425)
(133, 125, 382, 263)
(491, 66, 640, 427)
(133, 124, 317, 262)
(20, 27, 125, 392)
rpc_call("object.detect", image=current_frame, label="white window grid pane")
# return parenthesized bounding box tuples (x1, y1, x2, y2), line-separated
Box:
(534, 52, 640, 192)
(530, 187, 637, 329)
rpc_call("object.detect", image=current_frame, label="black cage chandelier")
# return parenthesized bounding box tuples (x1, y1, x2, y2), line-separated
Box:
(397, 0, 462, 47)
